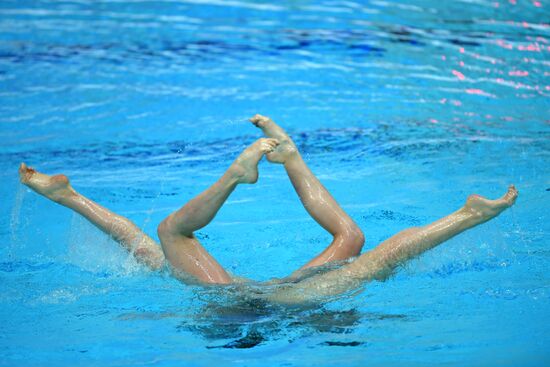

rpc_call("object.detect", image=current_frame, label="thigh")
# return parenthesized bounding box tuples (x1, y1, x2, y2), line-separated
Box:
(158, 232, 233, 284)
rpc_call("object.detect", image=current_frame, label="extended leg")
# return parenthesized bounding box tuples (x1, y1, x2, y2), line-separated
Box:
(250, 115, 364, 272)
(348, 185, 519, 280)
(266, 186, 518, 304)
(157, 138, 279, 284)
(18, 163, 165, 270)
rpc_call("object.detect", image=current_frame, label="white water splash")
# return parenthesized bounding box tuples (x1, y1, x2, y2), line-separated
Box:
(8, 185, 26, 260)
(66, 212, 143, 275)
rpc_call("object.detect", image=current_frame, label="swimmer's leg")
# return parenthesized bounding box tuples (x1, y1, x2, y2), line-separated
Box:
(18, 163, 165, 270)
(347, 185, 519, 280)
(267, 186, 518, 303)
(250, 114, 364, 272)
(157, 138, 279, 284)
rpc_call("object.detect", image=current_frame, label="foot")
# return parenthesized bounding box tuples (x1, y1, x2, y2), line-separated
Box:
(230, 138, 279, 184)
(18, 162, 76, 203)
(464, 185, 518, 222)
(249, 114, 298, 164)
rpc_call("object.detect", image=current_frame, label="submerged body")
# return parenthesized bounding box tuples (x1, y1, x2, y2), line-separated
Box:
(18, 115, 518, 304)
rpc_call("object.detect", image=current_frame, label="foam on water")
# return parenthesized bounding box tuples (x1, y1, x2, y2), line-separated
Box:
(66, 213, 143, 276)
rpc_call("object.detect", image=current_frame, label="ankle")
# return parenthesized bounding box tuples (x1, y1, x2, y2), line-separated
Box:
(282, 151, 303, 167)
(225, 164, 247, 185)
(54, 189, 78, 205)
(457, 206, 485, 227)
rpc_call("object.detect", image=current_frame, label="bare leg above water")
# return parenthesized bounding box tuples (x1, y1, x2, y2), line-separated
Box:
(157, 138, 279, 285)
(348, 185, 519, 280)
(268, 186, 518, 303)
(250, 114, 364, 273)
(18, 163, 165, 270)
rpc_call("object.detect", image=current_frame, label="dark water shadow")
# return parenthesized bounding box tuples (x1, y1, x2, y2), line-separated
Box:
(174, 293, 407, 349)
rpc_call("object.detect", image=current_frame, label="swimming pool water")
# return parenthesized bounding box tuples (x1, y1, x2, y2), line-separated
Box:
(1, 0, 549, 366)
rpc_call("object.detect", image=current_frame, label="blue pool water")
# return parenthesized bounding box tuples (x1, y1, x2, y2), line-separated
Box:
(1, 0, 549, 365)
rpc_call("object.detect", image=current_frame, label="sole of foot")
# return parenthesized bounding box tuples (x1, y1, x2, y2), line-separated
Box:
(232, 138, 279, 184)
(249, 114, 298, 164)
(18, 162, 75, 202)
(465, 185, 518, 221)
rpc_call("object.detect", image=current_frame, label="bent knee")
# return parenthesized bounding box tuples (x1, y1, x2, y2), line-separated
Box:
(350, 228, 366, 248)
(157, 215, 194, 241)
(157, 217, 169, 239)
(338, 227, 365, 253)
(157, 215, 177, 240)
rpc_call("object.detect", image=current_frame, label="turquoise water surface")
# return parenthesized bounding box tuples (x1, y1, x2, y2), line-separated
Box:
(1, 0, 549, 366)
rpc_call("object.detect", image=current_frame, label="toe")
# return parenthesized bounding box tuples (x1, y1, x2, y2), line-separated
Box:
(18, 163, 27, 182)
(502, 185, 518, 205)
(249, 114, 265, 124)
(262, 142, 277, 153)
(250, 114, 271, 127)
(18, 162, 34, 182)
